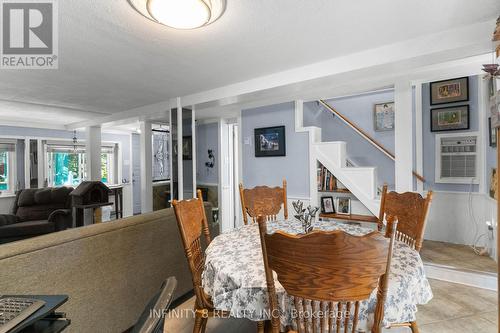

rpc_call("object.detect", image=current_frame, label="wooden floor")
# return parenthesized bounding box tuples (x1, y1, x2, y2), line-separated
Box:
(163, 279, 498, 333)
(421, 240, 498, 273)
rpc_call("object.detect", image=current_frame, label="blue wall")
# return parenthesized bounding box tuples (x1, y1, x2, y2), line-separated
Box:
(303, 90, 396, 188)
(421, 76, 482, 192)
(196, 122, 219, 184)
(0, 125, 132, 186)
(241, 102, 309, 198)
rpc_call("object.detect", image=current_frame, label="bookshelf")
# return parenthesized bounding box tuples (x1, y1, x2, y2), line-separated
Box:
(317, 161, 376, 221)
(317, 162, 350, 193)
(319, 213, 378, 223)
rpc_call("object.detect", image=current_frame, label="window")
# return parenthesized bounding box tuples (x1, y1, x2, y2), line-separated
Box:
(0, 141, 16, 193)
(0, 151, 9, 191)
(100, 145, 117, 184)
(46, 141, 118, 187)
(152, 129, 170, 182)
(46, 144, 86, 187)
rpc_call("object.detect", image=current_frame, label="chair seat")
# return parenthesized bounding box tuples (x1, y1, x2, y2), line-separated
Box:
(0, 220, 54, 238)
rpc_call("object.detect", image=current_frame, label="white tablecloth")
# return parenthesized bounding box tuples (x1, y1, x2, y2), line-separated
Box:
(202, 219, 433, 330)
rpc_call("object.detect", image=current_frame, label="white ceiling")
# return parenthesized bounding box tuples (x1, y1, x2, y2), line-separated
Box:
(0, 0, 499, 127)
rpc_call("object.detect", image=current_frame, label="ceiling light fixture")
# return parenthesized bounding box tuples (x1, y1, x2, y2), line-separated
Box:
(129, 0, 226, 30)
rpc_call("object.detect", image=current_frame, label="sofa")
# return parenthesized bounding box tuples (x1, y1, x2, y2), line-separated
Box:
(0, 187, 73, 243)
(0, 204, 218, 333)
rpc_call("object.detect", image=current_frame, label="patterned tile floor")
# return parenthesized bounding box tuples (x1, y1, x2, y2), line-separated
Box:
(163, 279, 497, 333)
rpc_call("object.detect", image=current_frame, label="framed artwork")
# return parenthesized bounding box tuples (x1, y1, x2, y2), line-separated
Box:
(336, 197, 351, 215)
(489, 117, 497, 148)
(321, 196, 335, 214)
(373, 102, 395, 131)
(254, 126, 286, 157)
(183, 136, 192, 160)
(491, 98, 500, 129)
(430, 105, 469, 132)
(490, 168, 497, 200)
(430, 77, 469, 105)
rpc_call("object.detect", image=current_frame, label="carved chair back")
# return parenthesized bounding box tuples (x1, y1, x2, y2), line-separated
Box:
(257, 215, 398, 333)
(239, 179, 288, 225)
(377, 184, 433, 252)
(172, 190, 213, 309)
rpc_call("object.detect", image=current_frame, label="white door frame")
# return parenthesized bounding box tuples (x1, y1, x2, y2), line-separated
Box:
(218, 118, 240, 232)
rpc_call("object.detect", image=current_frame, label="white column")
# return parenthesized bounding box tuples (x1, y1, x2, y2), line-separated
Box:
(24, 138, 30, 189)
(414, 82, 424, 193)
(177, 97, 183, 200)
(85, 126, 102, 181)
(37, 139, 45, 188)
(394, 80, 413, 192)
(140, 121, 153, 213)
(192, 106, 197, 198)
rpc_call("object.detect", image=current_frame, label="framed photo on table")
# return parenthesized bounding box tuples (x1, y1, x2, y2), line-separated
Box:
(430, 105, 469, 132)
(373, 102, 395, 131)
(336, 197, 351, 215)
(430, 77, 469, 105)
(321, 196, 335, 214)
(254, 126, 286, 157)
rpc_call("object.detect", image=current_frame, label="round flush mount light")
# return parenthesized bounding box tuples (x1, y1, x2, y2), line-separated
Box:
(129, 0, 226, 30)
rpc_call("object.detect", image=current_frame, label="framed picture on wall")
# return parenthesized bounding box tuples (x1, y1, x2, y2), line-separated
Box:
(321, 196, 335, 214)
(489, 117, 497, 147)
(373, 102, 395, 131)
(490, 168, 497, 200)
(254, 126, 286, 157)
(430, 77, 469, 105)
(430, 105, 469, 132)
(336, 197, 351, 215)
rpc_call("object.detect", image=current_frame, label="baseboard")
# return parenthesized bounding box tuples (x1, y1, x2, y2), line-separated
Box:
(424, 263, 497, 291)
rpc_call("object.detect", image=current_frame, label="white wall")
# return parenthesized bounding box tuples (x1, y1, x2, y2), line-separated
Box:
(425, 191, 497, 259)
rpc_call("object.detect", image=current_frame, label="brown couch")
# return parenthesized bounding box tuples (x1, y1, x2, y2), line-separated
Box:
(0, 187, 73, 243)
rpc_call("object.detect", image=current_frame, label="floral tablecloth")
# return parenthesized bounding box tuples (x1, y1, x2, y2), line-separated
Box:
(202, 219, 433, 330)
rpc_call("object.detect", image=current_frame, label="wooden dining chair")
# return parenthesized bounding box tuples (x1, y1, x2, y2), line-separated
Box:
(172, 190, 223, 333)
(257, 215, 398, 333)
(173, 191, 265, 333)
(239, 179, 288, 225)
(377, 184, 433, 252)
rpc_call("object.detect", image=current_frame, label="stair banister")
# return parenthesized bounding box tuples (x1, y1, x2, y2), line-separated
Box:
(318, 99, 425, 183)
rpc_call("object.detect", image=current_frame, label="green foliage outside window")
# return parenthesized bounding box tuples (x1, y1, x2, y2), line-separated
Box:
(0, 152, 8, 191)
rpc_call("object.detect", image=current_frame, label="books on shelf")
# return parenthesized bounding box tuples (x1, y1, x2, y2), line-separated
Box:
(317, 163, 336, 192)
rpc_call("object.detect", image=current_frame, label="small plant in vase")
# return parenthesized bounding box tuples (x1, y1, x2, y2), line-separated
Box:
(292, 200, 319, 233)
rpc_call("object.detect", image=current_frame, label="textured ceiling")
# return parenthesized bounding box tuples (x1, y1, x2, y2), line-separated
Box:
(0, 0, 499, 124)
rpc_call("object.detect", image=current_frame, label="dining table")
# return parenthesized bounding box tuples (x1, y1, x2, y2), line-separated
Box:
(202, 219, 433, 331)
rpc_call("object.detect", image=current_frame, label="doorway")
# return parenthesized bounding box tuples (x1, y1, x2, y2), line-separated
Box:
(219, 119, 240, 232)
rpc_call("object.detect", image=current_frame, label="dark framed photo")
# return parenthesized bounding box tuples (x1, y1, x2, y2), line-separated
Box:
(336, 197, 351, 215)
(183, 136, 192, 160)
(373, 102, 395, 131)
(430, 105, 469, 132)
(254, 126, 286, 157)
(430, 77, 469, 105)
(489, 117, 497, 147)
(321, 196, 335, 214)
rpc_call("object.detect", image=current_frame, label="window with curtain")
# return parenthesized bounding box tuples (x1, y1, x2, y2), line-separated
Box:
(46, 142, 117, 187)
(0, 142, 16, 192)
